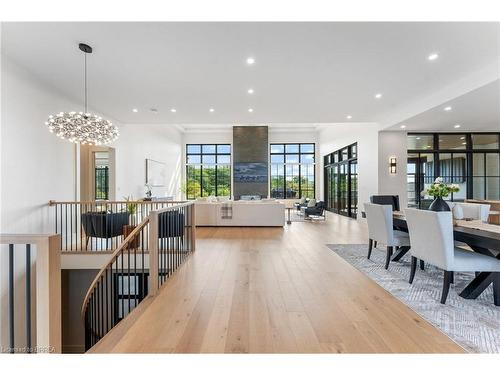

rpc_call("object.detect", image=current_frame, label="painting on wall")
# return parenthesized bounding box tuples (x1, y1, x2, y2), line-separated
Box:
(145, 159, 167, 187)
(233, 162, 268, 183)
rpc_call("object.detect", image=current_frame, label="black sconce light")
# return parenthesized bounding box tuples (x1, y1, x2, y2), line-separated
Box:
(389, 157, 397, 174)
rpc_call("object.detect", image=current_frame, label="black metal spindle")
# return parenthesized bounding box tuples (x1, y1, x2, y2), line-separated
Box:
(65, 204, 68, 251)
(121, 253, 124, 320)
(128, 245, 131, 317)
(134, 242, 137, 308)
(70, 203, 73, 251)
(9, 244, 14, 353)
(26, 244, 32, 353)
(141, 226, 145, 299)
(105, 268, 109, 335)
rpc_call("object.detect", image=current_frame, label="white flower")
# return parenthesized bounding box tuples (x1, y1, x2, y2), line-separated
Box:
(435, 177, 443, 183)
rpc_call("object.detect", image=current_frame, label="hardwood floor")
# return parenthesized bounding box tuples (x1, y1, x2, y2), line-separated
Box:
(90, 212, 464, 353)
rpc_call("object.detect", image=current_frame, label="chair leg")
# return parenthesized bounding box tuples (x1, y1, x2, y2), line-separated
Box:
(419, 260, 425, 270)
(450, 271, 454, 284)
(374, 241, 377, 248)
(441, 270, 452, 304)
(385, 246, 393, 270)
(409, 256, 417, 284)
(367, 239, 373, 260)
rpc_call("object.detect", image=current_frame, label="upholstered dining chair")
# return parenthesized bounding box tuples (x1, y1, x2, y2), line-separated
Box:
(404, 208, 500, 304)
(446, 202, 490, 222)
(364, 203, 411, 270)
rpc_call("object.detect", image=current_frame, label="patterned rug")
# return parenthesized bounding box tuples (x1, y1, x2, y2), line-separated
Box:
(326, 243, 500, 353)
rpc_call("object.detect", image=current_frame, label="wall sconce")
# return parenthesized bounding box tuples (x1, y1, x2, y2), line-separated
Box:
(389, 157, 397, 174)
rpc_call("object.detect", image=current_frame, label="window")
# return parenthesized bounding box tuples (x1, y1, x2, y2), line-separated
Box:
(407, 133, 500, 208)
(186, 144, 231, 199)
(324, 143, 358, 218)
(94, 151, 109, 200)
(270, 143, 315, 199)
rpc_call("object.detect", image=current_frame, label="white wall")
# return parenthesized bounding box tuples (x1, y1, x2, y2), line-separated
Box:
(378, 131, 408, 209)
(114, 124, 183, 200)
(318, 123, 380, 219)
(1, 58, 77, 234)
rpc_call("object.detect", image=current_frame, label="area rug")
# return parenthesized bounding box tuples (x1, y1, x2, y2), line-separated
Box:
(326, 243, 500, 353)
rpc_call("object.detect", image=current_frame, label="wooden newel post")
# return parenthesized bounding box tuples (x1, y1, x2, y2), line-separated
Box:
(148, 212, 159, 296)
(36, 234, 62, 353)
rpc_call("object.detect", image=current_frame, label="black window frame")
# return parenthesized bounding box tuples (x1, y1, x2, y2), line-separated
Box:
(94, 151, 109, 200)
(270, 143, 316, 199)
(324, 143, 358, 219)
(407, 132, 500, 208)
(185, 144, 232, 199)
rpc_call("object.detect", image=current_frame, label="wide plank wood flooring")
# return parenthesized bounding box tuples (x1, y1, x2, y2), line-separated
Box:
(91, 212, 464, 353)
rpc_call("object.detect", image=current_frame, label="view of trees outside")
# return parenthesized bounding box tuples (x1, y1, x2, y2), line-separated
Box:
(185, 144, 231, 199)
(270, 143, 315, 199)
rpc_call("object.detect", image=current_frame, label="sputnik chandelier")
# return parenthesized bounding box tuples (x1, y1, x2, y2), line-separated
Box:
(45, 43, 119, 145)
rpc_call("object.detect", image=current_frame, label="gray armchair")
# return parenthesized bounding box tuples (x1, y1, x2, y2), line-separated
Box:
(304, 201, 326, 219)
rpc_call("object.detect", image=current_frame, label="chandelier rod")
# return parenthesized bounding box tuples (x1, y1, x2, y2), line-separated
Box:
(78, 43, 92, 114)
(84, 51, 87, 113)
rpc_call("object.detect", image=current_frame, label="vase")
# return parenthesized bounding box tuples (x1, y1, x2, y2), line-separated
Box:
(429, 197, 450, 212)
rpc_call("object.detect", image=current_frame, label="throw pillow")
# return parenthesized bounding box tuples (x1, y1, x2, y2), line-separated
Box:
(307, 199, 317, 208)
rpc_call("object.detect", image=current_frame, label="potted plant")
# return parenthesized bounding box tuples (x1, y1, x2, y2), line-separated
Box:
(422, 177, 460, 212)
(122, 195, 139, 248)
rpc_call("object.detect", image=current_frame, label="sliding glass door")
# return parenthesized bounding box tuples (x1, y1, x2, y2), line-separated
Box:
(324, 143, 358, 218)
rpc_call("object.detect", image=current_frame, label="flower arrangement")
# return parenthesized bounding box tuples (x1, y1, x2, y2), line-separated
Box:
(423, 177, 460, 198)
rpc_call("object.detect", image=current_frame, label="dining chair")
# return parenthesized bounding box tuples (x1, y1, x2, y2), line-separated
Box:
(404, 208, 500, 304)
(447, 202, 490, 222)
(364, 203, 411, 269)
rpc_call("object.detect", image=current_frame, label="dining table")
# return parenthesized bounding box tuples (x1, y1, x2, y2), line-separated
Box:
(391, 211, 500, 306)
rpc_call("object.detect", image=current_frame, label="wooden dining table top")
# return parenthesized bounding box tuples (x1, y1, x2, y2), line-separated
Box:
(392, 211, 500, 249)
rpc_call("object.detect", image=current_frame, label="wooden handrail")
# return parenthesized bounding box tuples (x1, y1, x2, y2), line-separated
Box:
(49, 200, 187, 205)
(79, 217, 150, 321)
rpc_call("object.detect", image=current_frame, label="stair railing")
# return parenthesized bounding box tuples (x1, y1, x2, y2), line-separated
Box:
(0, 234, 62, 353)
(80, 201, 196, 350)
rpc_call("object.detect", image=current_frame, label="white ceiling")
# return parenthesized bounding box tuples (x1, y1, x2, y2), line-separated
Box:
(2, 22, 500, 125)
(387, 79, 500, 132)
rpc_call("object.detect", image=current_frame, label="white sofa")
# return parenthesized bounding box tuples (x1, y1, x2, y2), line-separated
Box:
(195, 200, 285, 226)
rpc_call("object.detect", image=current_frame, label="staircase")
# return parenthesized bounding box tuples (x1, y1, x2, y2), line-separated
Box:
(80, 202, 196, 350)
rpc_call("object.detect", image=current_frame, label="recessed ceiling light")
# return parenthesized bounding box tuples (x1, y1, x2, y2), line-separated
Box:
(454, 124, 461, 128)
(444, 106, 452, 111)
(346, 115, 352, 119)
(462, 142, 467, 145)
(400, 125, 406, 129)
(375, 93, 383, 99)
(428, 53, 439, 61)
(248, 108, 254, 113)
(170, 108, 177, 113)
(209, 108, 215, 113)
(132, 108, 138, 113)
(416, 137, 421, 140)
(247, 88, 254, 94)
(460, 136, 465, 140)
(246, 57, 255, 65)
